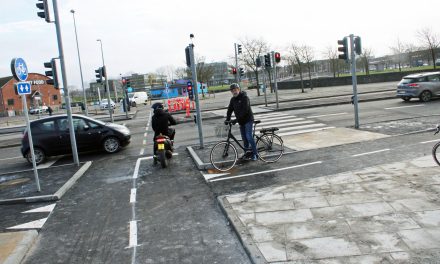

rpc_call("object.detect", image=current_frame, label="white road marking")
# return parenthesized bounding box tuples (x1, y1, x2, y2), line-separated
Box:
(37, 158, 59, 169)
(352, 149, 390, 157)
(22, 204, 56, 214)
(257, 115, 298, 122)
(144, 133, 148, 137)
(130, 188, 137, 203)
(420, 140, 438, 144)
(128, 220, 138, 248)
(201, 172, 230, 181)
(257, 117, 305, 125)
(306, 112, 348, 118)
(139, 148, 144, 155)
(385, 104, 424, 110)
(7, 218, 48, 229)
(278, 126, 335, 137)
(259, 120, 314, 129)
(0, 156, 22, 161)
(132, 154, 179, 179)
(209, 161, 322, 182)
(277, 123, 326, 132)
(255, 112, 287, 118)
(142, 139, 147, 145)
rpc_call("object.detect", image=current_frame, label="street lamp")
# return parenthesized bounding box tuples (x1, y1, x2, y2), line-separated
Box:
(70, 9, 88, 116)
(97, 39, 114, 122)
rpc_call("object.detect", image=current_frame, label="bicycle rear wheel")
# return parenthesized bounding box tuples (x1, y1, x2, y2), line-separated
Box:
(432, 141, 440, 166)
(256, 133, 284, 163)
(210, 141, 238, 171)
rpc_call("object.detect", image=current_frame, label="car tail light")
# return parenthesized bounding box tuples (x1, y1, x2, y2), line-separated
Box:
(408, 83, 419, 87)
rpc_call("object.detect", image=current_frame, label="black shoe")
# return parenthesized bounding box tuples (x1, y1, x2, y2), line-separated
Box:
(240, 151, 252, 160)
(153, 155, 158, 165)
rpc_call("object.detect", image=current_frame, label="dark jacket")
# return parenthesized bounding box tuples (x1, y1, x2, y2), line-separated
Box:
(226, 91, 254, 126)
(152, 108, 176, 137)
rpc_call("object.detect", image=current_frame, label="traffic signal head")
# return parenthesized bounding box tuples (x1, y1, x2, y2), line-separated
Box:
(44, 59, 59, 89)
(264, 53, 271, 68)
(274, 52, 281, 63)
(239, 68, 244, 77)
(95, 68, 103, 83)
(185, 46, 191, 67)
(354, 36, 362, 55)
(338, 37, 348, 61)
(187, 81, 194, 100)
(256, 57, 262, 67)
(237, 44, 242, 54)
(36, 0, 50, 23)
(101, 66, 106, 78)
(232, 67, 237, 74)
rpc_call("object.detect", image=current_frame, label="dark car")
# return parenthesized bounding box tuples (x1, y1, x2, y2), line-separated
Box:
(396, 71, 440, 102)
(21, 114, 131, 165)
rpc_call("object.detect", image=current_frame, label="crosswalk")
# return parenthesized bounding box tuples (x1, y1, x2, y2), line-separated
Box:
(254, 112, 334, 137)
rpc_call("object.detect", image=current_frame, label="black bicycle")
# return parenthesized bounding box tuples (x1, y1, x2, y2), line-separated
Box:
(433, 125, 440, 166)
(210, 119, 284, 171)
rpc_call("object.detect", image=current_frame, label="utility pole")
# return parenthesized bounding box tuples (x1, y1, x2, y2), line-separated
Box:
(234, 43, 239, 84)
(271, 51, 279, 109)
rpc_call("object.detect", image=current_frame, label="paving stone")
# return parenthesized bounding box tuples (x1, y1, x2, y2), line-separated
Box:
(256, 209, 313, 225)
(346, 213, 420, 233)
(398, 228, 440, 250)
(326, 192, 383, 206)
(345, 202, 395, 217)
(237, 212, 255, 226)
(286, 236, 361, 260)
(247, 190, 284, 202)
(256, 241, 287, 262)
(311, 205, 350, 220)
(413, 210, 440, 227)
(248, 224, 285, 243)
(225, 192, 247, 204)
(293, 196, 329, 209)
(319, 183, 365, 196)
(390, 198, 440, 212)
(285, 219, 351, 240)
(351, 232, 409, 254)
(283, 188, 322, 199)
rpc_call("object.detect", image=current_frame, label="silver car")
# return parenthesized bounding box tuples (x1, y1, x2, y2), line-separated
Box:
(397, 72, 440, 102)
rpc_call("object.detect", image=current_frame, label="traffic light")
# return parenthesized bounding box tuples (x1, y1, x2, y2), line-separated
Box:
(101, 66, 106, 78)
(43, 59, 59, 89)
(232, 67, 237, 75)
(239, 68, 244, 77)
(95, 67, 103, 83)
(354, 36, 362, 55)
(274, 52, 281, 63)
(187, 81, 194, 100)
(338, 37, 349, 61)
(185, 46, 191, 67)
(264, 53, 271, 68)
(237, 44, 242, 54)
(36, 0, 50, 23)
(256, 57, 261, 67)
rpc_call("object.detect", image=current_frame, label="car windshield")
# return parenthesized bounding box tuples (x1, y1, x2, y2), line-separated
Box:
(101, 99, 108, 103)
(128, 93, 134, 98)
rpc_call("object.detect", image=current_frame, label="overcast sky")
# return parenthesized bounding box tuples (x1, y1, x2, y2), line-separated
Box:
(1, 0, 439, 89)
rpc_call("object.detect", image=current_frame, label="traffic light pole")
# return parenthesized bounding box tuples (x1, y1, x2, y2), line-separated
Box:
(189, 44, 204, 148)
(52, 0, 79, 166)
(97, 40, 114, 123)
(349, 34, 360, 129)
(271, 51, 279, 109)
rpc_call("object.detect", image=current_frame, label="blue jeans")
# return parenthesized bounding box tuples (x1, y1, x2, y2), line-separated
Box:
(240, 120, 257, 157)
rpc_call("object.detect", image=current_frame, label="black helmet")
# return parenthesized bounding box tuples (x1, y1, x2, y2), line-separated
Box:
(230, 83, 240, 90)
(152, 102, 164, 110)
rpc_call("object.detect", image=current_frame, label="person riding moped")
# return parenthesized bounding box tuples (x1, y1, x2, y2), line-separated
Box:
(151, 102, 177, 164)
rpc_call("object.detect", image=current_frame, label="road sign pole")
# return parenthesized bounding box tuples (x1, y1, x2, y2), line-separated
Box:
(349, 34, 360, 129)
(52, 0, 79, 165)
(189, 44, 204, 149)
(22, 94, 41, 192)
(234, 43, 239, 84)
(271, 51, 279, 109)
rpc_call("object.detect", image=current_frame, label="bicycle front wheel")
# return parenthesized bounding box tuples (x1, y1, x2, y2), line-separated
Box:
(432, 141, 440, 166)
(257, 133, 284, 163)
(210, 141, 238, 171)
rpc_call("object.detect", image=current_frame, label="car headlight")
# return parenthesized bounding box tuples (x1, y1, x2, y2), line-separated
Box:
(114, 126, 130, 136)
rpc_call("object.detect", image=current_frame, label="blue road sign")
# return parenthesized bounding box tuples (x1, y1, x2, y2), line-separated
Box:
(11, 58, 29, 81)
(16, 82, 31, 95)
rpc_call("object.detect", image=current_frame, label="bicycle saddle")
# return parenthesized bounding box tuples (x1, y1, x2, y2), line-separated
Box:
(260, 127, 279, 133)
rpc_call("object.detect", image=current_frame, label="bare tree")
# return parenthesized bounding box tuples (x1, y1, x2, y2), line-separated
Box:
(417, 27, 440, 69)
(300, 45, 315, 89)
(175, 67, 189, 79)
(287, 44, 305, 93)
(323, 46, 339, 78)
(358, 47, 373, 75)
(239, 37, 270, 96)
(389, 38, 406, 72)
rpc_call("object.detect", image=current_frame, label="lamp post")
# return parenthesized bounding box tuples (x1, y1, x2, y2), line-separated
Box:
(97, 39, 114, 122)
(70, 9, 88, 116)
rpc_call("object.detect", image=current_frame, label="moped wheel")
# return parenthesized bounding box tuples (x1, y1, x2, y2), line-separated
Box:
(432, 142, 440, 166)
(158, 150, 168, 168)
(210, 141, 237, 172)
(256, 133, 284, 163)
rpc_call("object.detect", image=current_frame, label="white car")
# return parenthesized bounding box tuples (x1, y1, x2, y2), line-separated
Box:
(100, 99, 116, 110)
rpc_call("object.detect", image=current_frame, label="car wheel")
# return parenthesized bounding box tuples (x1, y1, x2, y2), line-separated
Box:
(26, 147, 46, 165)
(103, 137, 121, 153)
(419, 91, 432, 102)
(402, 96, 411, 102)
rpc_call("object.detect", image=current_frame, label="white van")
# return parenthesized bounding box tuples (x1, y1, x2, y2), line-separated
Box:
(128, 92, 148, 107)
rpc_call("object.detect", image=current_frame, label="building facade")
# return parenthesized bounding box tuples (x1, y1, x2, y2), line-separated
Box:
(0, 73, 62, 116)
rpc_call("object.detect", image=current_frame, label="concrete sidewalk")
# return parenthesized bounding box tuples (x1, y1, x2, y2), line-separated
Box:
(219, 156, 440, 263)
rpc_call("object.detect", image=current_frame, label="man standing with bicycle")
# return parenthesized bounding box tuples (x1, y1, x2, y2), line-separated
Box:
(225, 83, 258, 161)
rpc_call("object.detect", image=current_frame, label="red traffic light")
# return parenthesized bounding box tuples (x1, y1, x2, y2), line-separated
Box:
(232, 67, 237, 74)
(274, 52, 281, 63)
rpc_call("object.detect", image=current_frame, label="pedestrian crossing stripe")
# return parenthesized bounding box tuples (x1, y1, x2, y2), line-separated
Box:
(257, 117, 304, 125)
(259, 120, 313, 129)
(22, 203, 56, 214)
(7, 218, 48, 230)
(278, 126, 335, 137)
